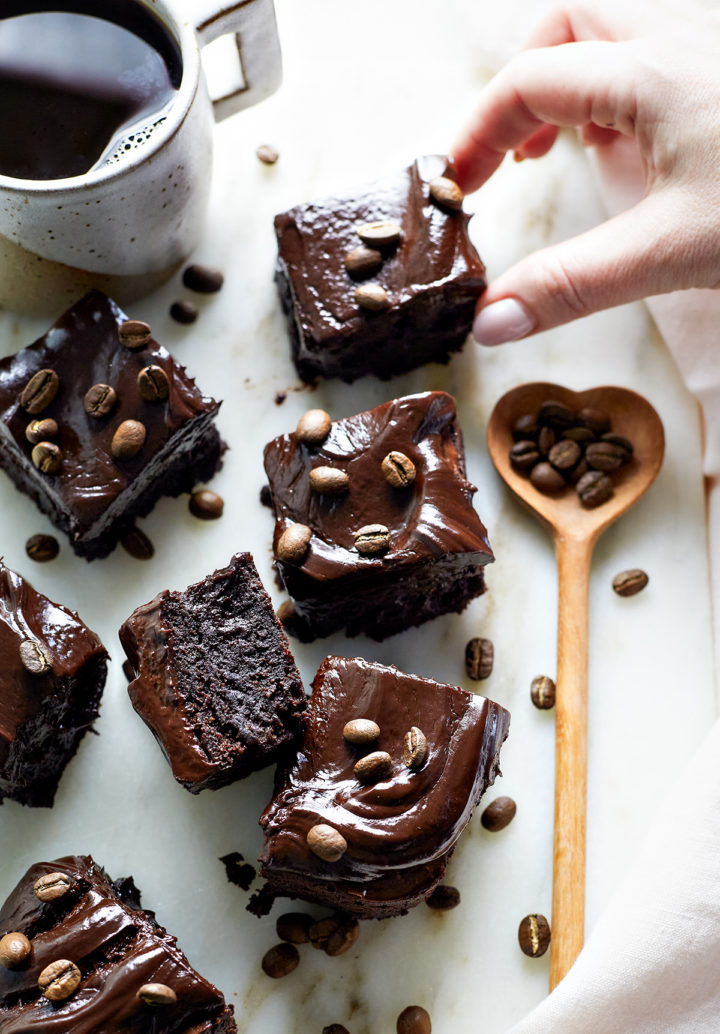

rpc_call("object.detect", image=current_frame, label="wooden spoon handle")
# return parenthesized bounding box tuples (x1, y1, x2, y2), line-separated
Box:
(550, 533, 593, 990)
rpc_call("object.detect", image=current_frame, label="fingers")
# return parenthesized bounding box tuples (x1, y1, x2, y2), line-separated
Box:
(514, 123, 559, 161)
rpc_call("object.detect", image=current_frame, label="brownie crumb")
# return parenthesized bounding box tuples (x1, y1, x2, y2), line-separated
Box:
(220, 852, 256, 891)
(274, 391, 287, 406)
(248, 885, 276, 918)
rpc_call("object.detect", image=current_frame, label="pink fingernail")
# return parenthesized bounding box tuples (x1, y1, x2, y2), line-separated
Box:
(472, 298, 536, 346)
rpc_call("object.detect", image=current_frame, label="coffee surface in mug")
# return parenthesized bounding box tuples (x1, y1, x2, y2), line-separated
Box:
(0, 1, 182, 181)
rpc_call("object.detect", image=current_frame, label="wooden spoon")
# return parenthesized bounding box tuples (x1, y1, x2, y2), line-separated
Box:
(487, 382, 664, 990)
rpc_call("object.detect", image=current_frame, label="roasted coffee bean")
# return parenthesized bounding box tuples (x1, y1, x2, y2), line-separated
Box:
(309, 466, 350, 495)
(25, 418, 58, 444)
(261, 943, 299, 979)
(403, 727, 428, 770)
(183, 264, 224, 294)
(343, 718, 380, 745)
(31, 441, 62, 474)
(122, 660, 135, 681)
(538, 400, 574, 430)
(137, 982, 177, 1006)
(585, 441, 625, 472)
(354, 524, 390, 555)
(530, 675, 556, 709)
(512, 413, 538, 440)
(577, 406, 610, 435)
(537, 426, 556, 456)
(481, 796, 517, 832)
(20, 639, 51, 675)
(510, 440, 540, 471)
(0, 932, 31, 968)
(111, 420, 146, 460)
(325, 916, 360, 957)
(137, 365, 169, 402)
(308, 917, 338, 951)
(429, 175, 464, 210)
(356, 220, 402, 248)
(21, 369, 59, 414)
(189, 489, 224, 520)
(465, 637, 494, 680)
(323, 1026, 351, 1034)
(344, 245, 383, 280)
(562, 425, 595, 445)
(612, 568, 649, 597)
(382, 450, 416, 488)
(38, 959, 81, 1001)
(567, 458, 589, 485)
(170, 300, 198, 324)
(25, 534, 59, 563)
(426, 885, 461, 911)
(397, 1005, 432, 1034)
(120, 525, 155, 560)
(576, 469, 613, 508)
(548, 439, 581, 471)
(277, 523, 312, 564)
(530, 461, 566, 494)
(307, 824, 347, 862)
(118, 319, 151, 351)
(600, 432, 633, 461)
(296, 408, 332, 445)
(256, 143, 279, 164)
(34, 871, 71, 901)
(354, 750, 393, 784)
(355, 283, 390, 311)
(518, 914, 551, 958)
(276, 912, 314, 945)
(83, 383, 117, 418)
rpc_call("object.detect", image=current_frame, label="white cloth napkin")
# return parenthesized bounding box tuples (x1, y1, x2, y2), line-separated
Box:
(507, 136, 720, 1034)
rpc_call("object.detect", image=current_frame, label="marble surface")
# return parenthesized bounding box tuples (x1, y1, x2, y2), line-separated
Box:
(0, 1, 716, 1031)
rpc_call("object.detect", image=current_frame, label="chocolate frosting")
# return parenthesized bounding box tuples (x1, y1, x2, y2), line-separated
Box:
(0, 855, 235, 1033)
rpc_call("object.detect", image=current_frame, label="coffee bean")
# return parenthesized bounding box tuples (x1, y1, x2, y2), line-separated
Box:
(25, 418, 58, 444)
(19, 639, 51, 675)
(354, 524, 390, 556)
(34, 871, 71, 901)
(0, 932, 31, 968)
(256, 143, 279, 165)
(585, 442, 625, 472)
(355, 283, 390, 311)
(38, 959, 81, 1001)
(426, 885, 460, 911)
(577, 406, 610, 435)
(277, 523, 312, 564)
(429, 176, 464, 210)
(518, 913, 551, 958)
(189, 489, 224, 520)
(170, 300, 198, 324)
(137, 365, 169, 402)
(510, 440, 540, 471)
(354, 750, 393, 784)
(576, 469, 613, 508)
(276, 912, 314, 945)
(31, 441, 62, 474)
(382, 451, 416, 488)
(530, 675, 556, 709)
(25, 534, 59, 563)
(307, 824, 347, 862)
(403, 727, 428, 770)
(566, 458, 589, 485)
(345, 245, 383, 280)
(183, 264, 224, 294)
(84, 383, 117, 418)
(612, 568, 649, 597)
(537, 426, 556, 456)
(481, 796, 517, 832)
(261, 943, 299, 979)
(118, 319, 151, 351)
(600, 432, 633, 461)
(512, 413, 538, 440)
(21, 369, 59, 414)
(562, 426, 595, 445)
(323, 1025, 351, 1034)
(397, 1005, 432, 1034)
(343, 718, 380, 745)
(548, 439, 581, 471)
(137, 982, 177, 1006)
(120, 525, 155, 560)
(122, 660, 135, 681)
(538, 400, 574, 430)
(325, 916, 360, 957)
(111, 419, 146, 460)
(296, 409, 332, 445)
(356, 221, 402, 248)
(530, 461, 566, 494)
(465, 637, 494, 680)
(309, 466, 350, 495)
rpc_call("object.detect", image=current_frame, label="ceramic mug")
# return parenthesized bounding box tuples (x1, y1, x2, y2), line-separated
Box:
(0, 0, 282, 315)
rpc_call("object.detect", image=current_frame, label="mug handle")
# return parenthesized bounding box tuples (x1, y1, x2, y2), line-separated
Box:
(194, 0, 282, 122)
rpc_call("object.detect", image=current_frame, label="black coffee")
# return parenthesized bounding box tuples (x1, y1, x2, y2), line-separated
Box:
(0, 1, 182, 180)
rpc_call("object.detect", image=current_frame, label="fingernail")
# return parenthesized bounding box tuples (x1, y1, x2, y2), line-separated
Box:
(472, 298, 536, 346)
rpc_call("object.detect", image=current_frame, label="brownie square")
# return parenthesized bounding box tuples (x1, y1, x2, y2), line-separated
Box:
(274, 154, 487, 382)
(119, 552, 307, 794)
(0, 561, 107, 808)
(0, 290, 224, 560)
(256, 656, 510, 919)
(263, 391, 494, 642)
(0, 854, 236, 1032)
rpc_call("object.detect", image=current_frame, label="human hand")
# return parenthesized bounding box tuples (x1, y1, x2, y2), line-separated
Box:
(453, 0, 720, 345)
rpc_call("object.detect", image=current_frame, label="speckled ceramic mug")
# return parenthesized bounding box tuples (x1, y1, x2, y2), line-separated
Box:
(0, 0, 282, 315)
